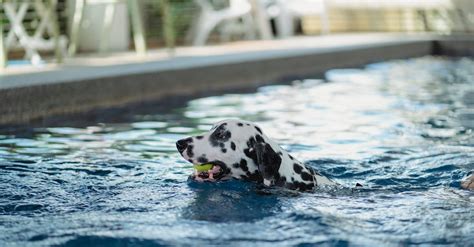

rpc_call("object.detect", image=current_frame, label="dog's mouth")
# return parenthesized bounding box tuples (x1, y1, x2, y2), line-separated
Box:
(191, 162, 230, 182)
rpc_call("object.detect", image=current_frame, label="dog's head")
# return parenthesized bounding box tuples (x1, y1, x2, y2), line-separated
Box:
(176, 119, 282, 182)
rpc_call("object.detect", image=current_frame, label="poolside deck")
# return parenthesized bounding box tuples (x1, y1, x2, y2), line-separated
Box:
(1, 33, 473, 125)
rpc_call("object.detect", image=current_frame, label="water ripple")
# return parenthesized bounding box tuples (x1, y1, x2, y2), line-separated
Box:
(0, 56, 473, 246)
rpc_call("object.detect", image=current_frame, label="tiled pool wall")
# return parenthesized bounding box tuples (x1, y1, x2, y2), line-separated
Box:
(0, 35, 473, 126)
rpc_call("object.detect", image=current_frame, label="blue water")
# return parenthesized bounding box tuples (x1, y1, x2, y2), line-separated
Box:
(1, 56, 473, 246)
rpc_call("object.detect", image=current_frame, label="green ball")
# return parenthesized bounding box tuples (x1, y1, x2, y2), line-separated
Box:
(193, 163, 213, 172)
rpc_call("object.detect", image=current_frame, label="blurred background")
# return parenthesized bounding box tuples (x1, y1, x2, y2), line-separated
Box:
(1, 0, 473, 68)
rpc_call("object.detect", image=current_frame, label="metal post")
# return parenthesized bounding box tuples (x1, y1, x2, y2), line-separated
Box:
(68, 0, 85, 56)
(161, 0, 175, 54)
(49, 0, 63, 63)
(249, 0, 273, 40)
(0, 0, 6, 68)
(128, 0, 146, 55)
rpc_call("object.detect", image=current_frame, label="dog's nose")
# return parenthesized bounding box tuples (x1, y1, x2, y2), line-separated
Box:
(176, 139, 189, 153)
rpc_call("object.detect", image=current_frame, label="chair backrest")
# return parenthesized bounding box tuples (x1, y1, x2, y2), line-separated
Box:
(282, 0, 326, 15)
(195, 0, 251, 15)
(228, 0, 252, 14)
(229, 0, 251, 9)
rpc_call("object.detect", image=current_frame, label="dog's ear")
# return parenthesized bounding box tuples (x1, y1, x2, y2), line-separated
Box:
(255, 143, 282, 186)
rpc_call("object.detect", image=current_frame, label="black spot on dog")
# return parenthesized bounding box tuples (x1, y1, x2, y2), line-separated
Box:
(255, 143, 282, 183)
(233, 163, 240, 168)
(305, 183, 314, 191)
(221, 148, 227, 153)
(209, 125, 232, 146)
(275, 175, 286, 187)
(188, 159, 193, 163)
(197, 156, 208, 163)
(255, 126, 263, 134)
(246, 136, 256, 148)
(230, 142, 236, 151)
(186, 145, 194, 158)
(277, 152, 283, 156)
(293, 163, 303, 174)
(245, 170, 263, 182)
(301, 172, 313, 181)
(288, 181, 314, 191)
(239, 159, 249, 172)
(244, 148, 257, 165)
(308, 167, 321, 176)
(182, 137, 193, 144)
(219, 143, 225, 148)
(224, 131, 231, 140)
(246, 123, 250, 126)
(303, 182, 314, 191)
(244, 136, 259, 164)
(209, 137, 219, 147)
(237, 123, 244, 127)
(255, 134, 265, 143)
(196, 136, 203, 140)
(289, 154, 294, 160)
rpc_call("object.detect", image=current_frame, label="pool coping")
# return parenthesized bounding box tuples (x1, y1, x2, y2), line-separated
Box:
(1, 33, 473, 125)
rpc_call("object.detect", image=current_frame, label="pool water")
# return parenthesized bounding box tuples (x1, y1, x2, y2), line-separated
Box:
(1, 56, 473, 246)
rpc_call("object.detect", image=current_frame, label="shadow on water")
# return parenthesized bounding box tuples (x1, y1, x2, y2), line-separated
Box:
(55, 236, 169, 247)
(182, 178, 284, 222)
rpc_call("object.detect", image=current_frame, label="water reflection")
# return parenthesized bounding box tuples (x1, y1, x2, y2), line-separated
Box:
(0, 56, 473, 246)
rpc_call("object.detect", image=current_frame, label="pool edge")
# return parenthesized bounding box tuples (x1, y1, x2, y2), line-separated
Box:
(1, 34, 473, 125)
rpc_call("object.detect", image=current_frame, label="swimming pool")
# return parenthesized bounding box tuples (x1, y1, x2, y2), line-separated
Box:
(1, 56, 473, 246)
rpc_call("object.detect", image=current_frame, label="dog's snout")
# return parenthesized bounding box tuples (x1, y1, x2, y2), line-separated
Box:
(176, 139, 189, 153)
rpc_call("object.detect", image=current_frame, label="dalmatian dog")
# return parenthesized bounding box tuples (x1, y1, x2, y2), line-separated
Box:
(176, 119, 335, 191)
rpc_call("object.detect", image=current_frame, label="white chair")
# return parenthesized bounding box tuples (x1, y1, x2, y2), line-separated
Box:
(449, 0, 474, 32)
(2, 0, 66, 66)
(248, 0, 273, 40)
(68, 0, 146, 55)
(191, 0, 255, 46)
(274, 0, 329, 38)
